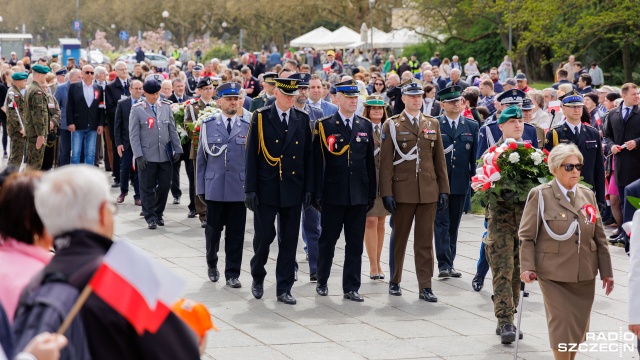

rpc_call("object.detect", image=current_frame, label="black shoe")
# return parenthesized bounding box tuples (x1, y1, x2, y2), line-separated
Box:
(523, 290, 530, 297)
(419, 288, 438, 302)
(343, 291, 364, 302)
(140, 211, 144, 216)
(226, 277, 241, 288)
(610, 233, 625, 246)
(208, 268, 219, 282)
(609, 231, 620, 239)
(277, 292, 296, 305)
(316, 283, 328, 296)
(147, 220, 157, 229)
(201, 220, 207, 228)
(156, 218, 165, 226)
(438, 269, 451, 278)
(389, 282, 402, 296)
(310, 273, 317, 282)
(251, 281, 264, 299)
(187, 209, 196, 218)
(472, 274, 484, 292)
(370, 274, 380, 280)
(496, 325, 523, 339)
(378, 273, 385, 280)
(173, 197, 180, 204)
(500, 324, 517, 344)
(449, 268, 462, 277)
(111, 181, 120, 188)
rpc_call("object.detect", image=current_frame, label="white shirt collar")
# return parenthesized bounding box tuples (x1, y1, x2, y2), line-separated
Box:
(338, 111, 353, 126)
(446, 115, 459, 128)
(275, 105, 291, 124)
(567, 121, 580, 134)
(555, 179, 578, 203)
(82, 81, 93, 89)
(403, 110, 419, 124)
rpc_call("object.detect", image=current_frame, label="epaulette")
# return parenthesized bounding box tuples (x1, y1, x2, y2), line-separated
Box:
(240, 115, 251, 124)
(161, 99, 172, 105)
(132, 101, 145, 108)
(582, 123, 596, 130)
(550, 124, 563, 130)
(255, 105, 271, 112)
(524, 122, 536, 128)
(388, 114, 401, 121)
(293, 107, 308, 115)
(355, 114, 371, 123)
(318, 115, 332, 122)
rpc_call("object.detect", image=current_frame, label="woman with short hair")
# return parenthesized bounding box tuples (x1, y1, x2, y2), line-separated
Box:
(519, 144, 614, 360)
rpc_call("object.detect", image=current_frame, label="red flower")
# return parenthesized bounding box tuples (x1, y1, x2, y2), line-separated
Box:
(524, 143, 532, 149)
(195, 125, 200, 131)
(508, 142, 518, 150)
(489, 146, 497, 153)
(542, 149, 549, 156)
(543, 157, 548, 163)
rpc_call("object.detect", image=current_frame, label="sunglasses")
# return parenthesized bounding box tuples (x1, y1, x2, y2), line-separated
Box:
(375, 82, 384, 86)
(84, 71, 94, 75)
(562, 163, 583, 172)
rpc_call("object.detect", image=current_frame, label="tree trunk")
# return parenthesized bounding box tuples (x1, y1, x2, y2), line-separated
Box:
(622, 34, 632, 83)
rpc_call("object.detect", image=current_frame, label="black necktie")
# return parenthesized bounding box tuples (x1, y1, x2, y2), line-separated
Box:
(345, 118, 352, 135)
(123, 81, 129, 96)
(227, 118, 232, 135)
(281, 113, 288, 130)
(178, 97, 182, 103)
(451, 121, 457, 133)
(624, 108, 631, 123)
(151, 105, 157, 116)
(573, 125, 579, 137)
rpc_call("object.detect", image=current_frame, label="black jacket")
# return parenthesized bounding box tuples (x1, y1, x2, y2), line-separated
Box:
(245, 105, 314, 207)
(66, 82, 105, 130)
(43, 230, 200, 360)
(114, 97, 135, 150)
(167, 93, 191, 104)
(313, 112, 376, 206)
(604, 105, 640, 188)
(105, 79, 128, 126)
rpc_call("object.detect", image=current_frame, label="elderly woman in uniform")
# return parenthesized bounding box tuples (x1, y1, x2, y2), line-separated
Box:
(519, 144, 614, 360)
(362, 95, 390, 279)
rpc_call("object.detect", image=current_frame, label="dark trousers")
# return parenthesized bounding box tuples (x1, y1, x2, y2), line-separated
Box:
(317, 203, 366, 293)
(0, 117, 7, 153)
(172, 156, 195, 211)
(119, 147, 140, 199)
(41, 140, 57, 170)
(58, 129, 71, 166)
(301, 206, 321, 273)
(205, 201, 246, 279)
(476, 217, 491, 278)
(434, 194, 466, 271)
(388, 214, 395, 279)
(250, 203, 302, 295)
(138, 161, 172, 222)
(107, 124, 120, 182)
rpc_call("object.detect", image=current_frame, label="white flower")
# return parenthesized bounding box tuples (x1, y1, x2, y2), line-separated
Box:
(504, 138, 517, 144)
(531, 152, 543, 165)
(508, 152, 520, 163)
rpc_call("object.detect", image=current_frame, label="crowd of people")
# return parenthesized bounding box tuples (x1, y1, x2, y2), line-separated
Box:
(0, 45, 638, 359)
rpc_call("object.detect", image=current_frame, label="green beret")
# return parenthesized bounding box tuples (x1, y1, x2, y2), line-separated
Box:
(498, 105, 523, 124)
(11, 72, 28, 81)
(31, 64, 50, 74)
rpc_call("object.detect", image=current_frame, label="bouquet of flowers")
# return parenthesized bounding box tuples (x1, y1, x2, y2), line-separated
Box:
(472, 138, 551, 206)
(170, 103, 189, 145)
(186, 103, 221, 148)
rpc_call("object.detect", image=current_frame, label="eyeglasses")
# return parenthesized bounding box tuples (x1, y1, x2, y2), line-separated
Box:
(116, 68, 127, 71)
(84, 71, 94, 75)
(562, 163, 583, 172)
(375, 82, 384, 86)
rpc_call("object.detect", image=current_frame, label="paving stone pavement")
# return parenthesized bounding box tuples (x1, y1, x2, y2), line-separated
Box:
(108, 168, 637, 360)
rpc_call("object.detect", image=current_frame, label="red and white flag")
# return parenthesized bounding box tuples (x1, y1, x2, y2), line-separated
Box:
(88, 241, 184, 334)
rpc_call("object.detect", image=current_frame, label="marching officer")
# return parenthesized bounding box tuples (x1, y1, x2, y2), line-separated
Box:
(186, 64, 202, 97)
(129, 78, 182, 229)
(313, 79, 376, 302)
(245, 77, 314, 305)
(544, 90, 605, 208)
(379, 81, 450, 302)
(249, 72, 277, 112)
(4, 71, 28, 166)
(185, 77, 218, 227)
(433, 86, 478, 278)
(196, 82, 250, 287)
(23, 64, 52, 170)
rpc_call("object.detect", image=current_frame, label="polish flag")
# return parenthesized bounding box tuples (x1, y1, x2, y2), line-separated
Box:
(88, 241, 184, 334)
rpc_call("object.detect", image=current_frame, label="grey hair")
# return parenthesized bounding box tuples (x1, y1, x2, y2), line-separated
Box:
(34, 165, 110, 237)
(548, 144, 584, 176)
(94, 66, 107, 77)
(114, 60, 127, 70)
(542, 88, 557, 100)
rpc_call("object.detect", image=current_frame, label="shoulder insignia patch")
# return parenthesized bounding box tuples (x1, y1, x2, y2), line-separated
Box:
(293, 107, 308, 115)
(132, 101, 144, 107)
(318, 115, 332, 122)
(256, 105, 271, 112)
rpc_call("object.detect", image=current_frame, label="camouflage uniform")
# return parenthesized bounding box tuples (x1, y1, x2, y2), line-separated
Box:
(41, 90, 61, 170)
(23, 82, 50, 170)
(3, 85, 26, 166)
(482, 137, 525, 327)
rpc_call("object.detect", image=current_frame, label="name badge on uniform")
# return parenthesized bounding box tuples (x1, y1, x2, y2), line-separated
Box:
(148, 117, 155, 129)
(48, 103, 55, 109)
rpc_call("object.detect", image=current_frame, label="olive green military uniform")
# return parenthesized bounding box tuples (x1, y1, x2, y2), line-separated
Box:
(41, 90, 61, 170)
(4, 85, 26, 166)
(483, 137, 524, 328)
(23, 82, 50, 170)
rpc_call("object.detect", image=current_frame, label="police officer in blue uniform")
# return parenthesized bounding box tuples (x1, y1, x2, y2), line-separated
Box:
(196, 82, 250, 288)
(129, 78, 183, 229)
(245, 77, 314, 305)
(313, 80, 376, 302)
(433, 86, 479, 278)
(544, 90, 605, 208)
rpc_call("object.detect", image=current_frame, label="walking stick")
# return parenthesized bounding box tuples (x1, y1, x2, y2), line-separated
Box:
(514, 273, 535, 360)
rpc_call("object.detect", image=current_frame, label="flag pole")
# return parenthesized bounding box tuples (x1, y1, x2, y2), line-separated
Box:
(57, 285, 93, 335)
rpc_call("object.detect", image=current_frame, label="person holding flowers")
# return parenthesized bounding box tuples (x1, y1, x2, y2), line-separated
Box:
(518, 144, 613, 360)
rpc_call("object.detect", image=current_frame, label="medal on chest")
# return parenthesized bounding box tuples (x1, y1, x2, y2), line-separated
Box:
(148, 117, 155, 129)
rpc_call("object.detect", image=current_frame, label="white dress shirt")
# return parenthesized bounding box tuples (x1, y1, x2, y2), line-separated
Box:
(555, 179, 578, 203)
(275, 106, 291, 125)
(82, 81, 94, 107)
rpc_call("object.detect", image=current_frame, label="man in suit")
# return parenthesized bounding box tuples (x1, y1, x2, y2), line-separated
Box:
(129, 79, 182, 229)
(291, 73, 324, 282)
(105, 60, 130, 187)
(114, 79, 142, 205)
(196, 82, 250, 287)
(249, 72, 277, 112)
(605, 82, 640, 246)
(245, 77, 314, 305)
(314, 80, 376, 302)
(434, 86, 478, 278)
(55, 68, 81, 166)
(421, 84, 441, 117)
(66, 65, 104, 165)
(241, 67, 261, 99)
(167, 78, 194, 216)
(551, 69, 577, 91)
(308, 74, 338, 116)
(380, 82, 450, 302)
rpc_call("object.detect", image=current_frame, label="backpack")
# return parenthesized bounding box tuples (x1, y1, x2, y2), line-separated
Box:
(11, 260, 100, 360)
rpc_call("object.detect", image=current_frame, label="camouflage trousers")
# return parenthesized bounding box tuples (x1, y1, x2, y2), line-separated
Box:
(484, 201, 525, 326)
(8, 133, 25, 167)
(25, 136, 45, 170)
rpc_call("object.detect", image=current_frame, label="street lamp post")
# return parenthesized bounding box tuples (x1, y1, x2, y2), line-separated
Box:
(369, 0, 375, 61)
(162, 11, 169, 53)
